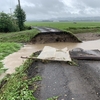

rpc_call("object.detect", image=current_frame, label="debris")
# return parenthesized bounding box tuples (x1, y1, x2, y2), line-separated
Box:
(21, 46, 72, 62)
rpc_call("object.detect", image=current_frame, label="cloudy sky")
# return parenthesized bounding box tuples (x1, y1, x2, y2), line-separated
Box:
(0, 0, 100, 20)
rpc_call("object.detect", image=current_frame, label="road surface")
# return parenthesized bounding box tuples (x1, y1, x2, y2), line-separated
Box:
(27, 49, 100, 100)
(32, 27, 61, 32)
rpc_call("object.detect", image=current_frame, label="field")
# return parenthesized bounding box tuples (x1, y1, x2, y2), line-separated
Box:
(25, 22, 100, 33)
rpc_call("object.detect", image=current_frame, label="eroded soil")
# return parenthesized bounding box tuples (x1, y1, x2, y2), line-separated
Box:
(31, 32, 81, 44)
(75, 33, 100, 41)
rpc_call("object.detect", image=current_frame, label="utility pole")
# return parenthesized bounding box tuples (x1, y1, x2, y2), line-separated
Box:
(18, 0, 21, 8)
(9, 8, 12, 20)
(18, 0, 22, 30)
(10, 8, 11, 14)
(10, 8, 12, 15)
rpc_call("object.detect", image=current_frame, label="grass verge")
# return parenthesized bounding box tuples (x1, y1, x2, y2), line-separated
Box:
(0, 43, 21, 74)
(0, 54, 42, 100)
(0, 29, 39, 43)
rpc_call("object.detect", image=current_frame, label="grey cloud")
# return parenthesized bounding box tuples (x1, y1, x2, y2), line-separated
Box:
(22, 0, 66, 20)
(22, 0, 65, 14)
(0, 0, 100, 20)
(79, 0, 100, 8)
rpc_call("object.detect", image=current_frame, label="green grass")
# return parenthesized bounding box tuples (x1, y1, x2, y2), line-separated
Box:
(47, 96, 59, 100)
(0, 43, 21, 74)
(0, 29, 39, 43)
(0, 74, 41, 100)
(25, 22, 100, 33)
(0, 56, 42, 100)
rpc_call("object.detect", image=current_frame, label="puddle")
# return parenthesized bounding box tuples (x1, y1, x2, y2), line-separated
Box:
(0, 39, 100, 80)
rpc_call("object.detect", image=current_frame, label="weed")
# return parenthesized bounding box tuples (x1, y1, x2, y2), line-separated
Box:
(0, 55, 42, 100)
(47, 96, 59, 100)
(0, 74, 38, 100)
(32, 75, 42, 82)
(67, 61, 78, 66)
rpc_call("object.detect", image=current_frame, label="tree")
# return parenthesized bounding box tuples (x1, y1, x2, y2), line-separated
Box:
(14, 5, 26, 31)
(0, 12, 19, 32)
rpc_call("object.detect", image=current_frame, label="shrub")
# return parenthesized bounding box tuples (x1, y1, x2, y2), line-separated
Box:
(0, 12, 19, 32)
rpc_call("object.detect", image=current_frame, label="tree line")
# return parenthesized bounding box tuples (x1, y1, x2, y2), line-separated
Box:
(0, 5, 26, 32)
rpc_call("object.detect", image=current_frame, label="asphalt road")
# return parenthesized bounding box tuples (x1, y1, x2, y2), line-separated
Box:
(27, 49, 100, 100)
(32, 26, 62, 32)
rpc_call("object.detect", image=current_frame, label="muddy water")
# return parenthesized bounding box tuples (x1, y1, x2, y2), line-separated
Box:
(0, 39, 100, 80)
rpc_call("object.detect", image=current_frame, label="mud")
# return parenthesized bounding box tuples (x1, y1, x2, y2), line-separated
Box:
(75, 33, 100, 41)
(2, 45, 42, 74)
(31, 32, 81, 44)
(27, 50, 100, 100)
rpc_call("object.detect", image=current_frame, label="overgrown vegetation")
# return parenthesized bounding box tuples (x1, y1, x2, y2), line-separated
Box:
(0, 43, 21, 74)
(25, 22, 100, 33)
(0, 12, 19, 32)
(0, 3, 26, 32)
(0, 56, 42, 100)
(14, 5, 26, 31)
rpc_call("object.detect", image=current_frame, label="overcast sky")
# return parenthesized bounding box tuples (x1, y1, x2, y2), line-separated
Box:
(0, 0, 100, 20)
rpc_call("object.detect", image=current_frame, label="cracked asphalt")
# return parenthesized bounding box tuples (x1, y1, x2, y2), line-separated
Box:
(27, 49, 100, 100)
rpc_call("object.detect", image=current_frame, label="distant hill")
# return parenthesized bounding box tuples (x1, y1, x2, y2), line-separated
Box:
(50, 17, 100, 22)
(29, 17, 100, 22)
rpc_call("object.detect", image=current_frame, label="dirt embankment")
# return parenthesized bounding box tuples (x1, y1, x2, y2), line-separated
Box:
(31, 27, 100, 43)
(31, 32, 81, 44)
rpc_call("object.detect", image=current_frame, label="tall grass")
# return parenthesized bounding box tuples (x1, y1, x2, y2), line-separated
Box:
(0, 29, 39, 43)
(0, 54, 42, 100)
(0, 43, 21, 74)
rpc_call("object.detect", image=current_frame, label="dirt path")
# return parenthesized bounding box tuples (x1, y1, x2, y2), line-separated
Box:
(27, 50, 100, 100)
